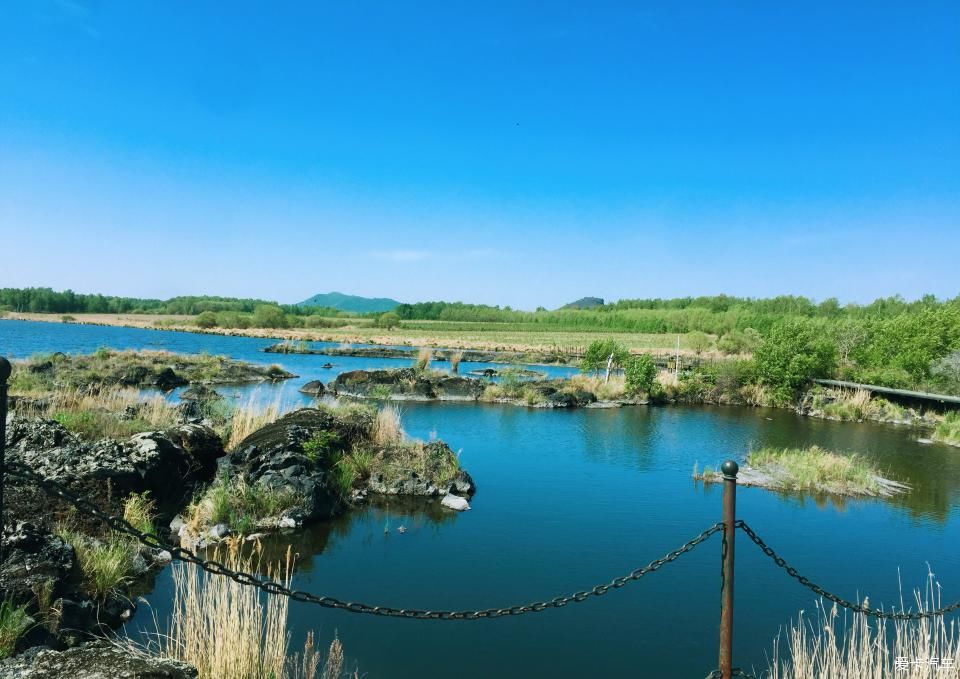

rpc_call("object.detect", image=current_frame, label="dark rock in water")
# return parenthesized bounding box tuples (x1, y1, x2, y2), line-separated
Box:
(175, 400, 203, 424)
(155, 367, 188, 391)
(5, 419, 224, 506)
(298, 380, 326, 397)
(321, 363, 334, 369)
(330, 369, 485, 401)
(223, 409, 365, 522)
(0, 522, 74, 607)
(179, 384, 223, 402)
(119, 365, 151, 386)
(367, 460, 475, 498)
(0, 641, 198, 678)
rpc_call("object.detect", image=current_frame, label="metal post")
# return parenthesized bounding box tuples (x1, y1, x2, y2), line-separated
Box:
(0, 356, 10, 562)
(718, 459, 739, 679)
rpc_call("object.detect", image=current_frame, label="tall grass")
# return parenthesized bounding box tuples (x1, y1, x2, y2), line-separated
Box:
(414, 347, 431, 372)
(159, 541, 350, 679)
(225, 393, 284, 450)
(449, 350, 464, 373)
(769, 575, 960, 678)
(934, 412, 960, 447)
(372, 405, 404, 446)
(20, 387, 179, 440)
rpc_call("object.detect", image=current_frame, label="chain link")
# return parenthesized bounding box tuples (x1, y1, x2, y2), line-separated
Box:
(737, 520, 960, 620)
(3, 461, 722, 620)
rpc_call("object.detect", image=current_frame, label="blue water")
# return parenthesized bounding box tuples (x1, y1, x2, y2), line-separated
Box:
(3, 319, 960, 678)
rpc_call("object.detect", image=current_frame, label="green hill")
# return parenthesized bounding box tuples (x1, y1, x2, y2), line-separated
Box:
(297, 291, 401, 314)
(561, 296, 605, 310)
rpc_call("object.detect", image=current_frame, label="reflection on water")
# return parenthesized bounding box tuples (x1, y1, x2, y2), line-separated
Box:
(4, 320, 960, 678)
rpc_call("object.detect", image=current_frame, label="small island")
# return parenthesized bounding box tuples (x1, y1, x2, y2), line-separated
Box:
(694, 446, 910, 498)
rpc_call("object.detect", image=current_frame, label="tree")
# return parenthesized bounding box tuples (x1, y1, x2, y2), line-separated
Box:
(581, 339, 630, 382)
(195, 311, 218, 328)
(687, 331, 712, 355)
(754, 320, 837, 402)
(717, 328, 761, 355)
(624, 354, 657, 396)
(376, 312, 401, 329)
(251, 304, 288, 329)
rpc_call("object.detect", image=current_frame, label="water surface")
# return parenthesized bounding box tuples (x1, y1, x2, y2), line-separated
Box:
(3, 319, 959, 677)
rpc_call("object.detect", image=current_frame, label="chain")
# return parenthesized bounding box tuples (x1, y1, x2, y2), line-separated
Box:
(3, 461, 722, 620)
(704, 670, 757, 678)
(737, 520, 960, 620)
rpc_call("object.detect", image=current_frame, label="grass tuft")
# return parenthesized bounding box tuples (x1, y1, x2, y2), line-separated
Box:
(0, 599, 32, 659)
(55, 527, 139, 600)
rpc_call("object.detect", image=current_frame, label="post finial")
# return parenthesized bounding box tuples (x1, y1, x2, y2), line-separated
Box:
(721, 459, 739, 479)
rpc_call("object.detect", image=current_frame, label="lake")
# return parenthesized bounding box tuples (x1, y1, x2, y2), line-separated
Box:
(2, 318, 959, 677)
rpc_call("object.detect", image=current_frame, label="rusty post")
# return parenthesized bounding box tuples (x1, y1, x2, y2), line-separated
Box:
(718, 459, 739, 679)
(0, 357, 10, 562)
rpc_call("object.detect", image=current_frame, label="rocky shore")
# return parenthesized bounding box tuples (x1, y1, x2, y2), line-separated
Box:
(326, 368, 647, 408)
(263, 341, 577, 366)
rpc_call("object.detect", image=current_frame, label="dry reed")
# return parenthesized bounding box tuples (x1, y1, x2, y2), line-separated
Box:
(769, 575, 960, 678)
(372, 404, 404, 446)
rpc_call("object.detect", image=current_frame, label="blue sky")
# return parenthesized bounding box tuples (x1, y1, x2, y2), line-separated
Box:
(1, 1, 957, 309)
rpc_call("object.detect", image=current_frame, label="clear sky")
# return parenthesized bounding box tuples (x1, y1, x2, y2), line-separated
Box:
(1, 2, 957, 309)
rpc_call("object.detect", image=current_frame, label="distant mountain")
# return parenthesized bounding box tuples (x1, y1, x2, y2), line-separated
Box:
(561, 297, 605, 310)
(297, 292, 400, 314)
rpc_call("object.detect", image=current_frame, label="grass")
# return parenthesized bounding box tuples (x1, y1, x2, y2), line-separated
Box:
(187, 474, 303, 535)
(0, 599, 32, 659)
(123, 491, 157, 535)
(16, 386, 179, 440)
(8, 348, 293, 394)
(414, 346, 432, 372)
(449, 350, 463, 373)
(145, 541, 355, 679)
(225, 394, 283, 450)
(55, 527, 139, 600)
(8, 312, 720, 354)
(372, 404, 404, 446)
(934, 412, 960, 447)
(768, 574, 960, 678)
(814, 388, 907, 422)
(747, 446, 884, 496)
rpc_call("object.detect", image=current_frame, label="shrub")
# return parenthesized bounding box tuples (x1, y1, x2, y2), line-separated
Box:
(376, 312, 401, 329)
(251, 304, 288, 329)
(302, 431, 343, 463)
(754, 320, 837, 403)
(717, 328, 761, 355)
(195, 311, 218, 328)
(624, 354, 657, 396)
(580, 340, 630, 381)
(687, 331, 712, 355)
